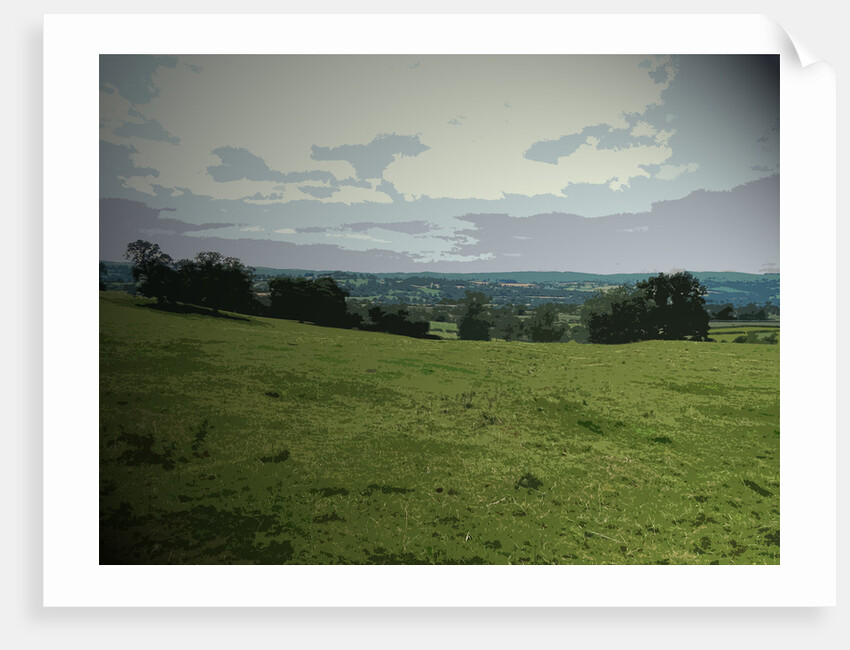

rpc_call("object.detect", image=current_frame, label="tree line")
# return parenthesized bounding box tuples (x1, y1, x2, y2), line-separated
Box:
(120, 240, 755, 345)
(455, 272, 713, 344)
(122, 240, 435, 338)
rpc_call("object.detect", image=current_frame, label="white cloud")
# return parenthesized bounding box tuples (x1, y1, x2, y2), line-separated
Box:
(240, 225, 264, 232)
(274, 228, 296, 234)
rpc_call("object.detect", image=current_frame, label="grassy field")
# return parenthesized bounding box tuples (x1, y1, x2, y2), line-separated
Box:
(709, 326, 781, 344)
(100, 291, 779, 565)
(429, 320, 458, 339)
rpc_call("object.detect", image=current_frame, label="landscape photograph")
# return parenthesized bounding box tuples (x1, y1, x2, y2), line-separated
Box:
(99, 54, 779, 565)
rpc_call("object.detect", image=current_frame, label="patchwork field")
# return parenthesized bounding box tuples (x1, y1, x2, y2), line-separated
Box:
(100, 291, 779, 565)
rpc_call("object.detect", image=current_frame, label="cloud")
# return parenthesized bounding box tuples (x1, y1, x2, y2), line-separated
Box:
(207, 146, 286, 183)
(240, 225, 265, 232)
(443, 176, 778, 274)
(654, 162, 699, 181)
(337, 178, 372, 189)
(299, 185, 339, 199)
(100, 197, 235, 259)
(376, 179, 405, 202)
(274, 169, 338, 185)
(100, 140, 159, 184)
(100, 55, 178, 105)
(325, 232, 391, 244)
(342, 221, 435, 235)
(274, 228, 296, 234)
(310, 133, 430, 179)
(245, 191, 284, 201)
(114, 116, 181, 145)
(447, 116, 466, 126)
(524, 125, 612, 164)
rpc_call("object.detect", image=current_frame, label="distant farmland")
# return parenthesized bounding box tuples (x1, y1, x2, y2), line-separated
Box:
(100, 291, 779, 565)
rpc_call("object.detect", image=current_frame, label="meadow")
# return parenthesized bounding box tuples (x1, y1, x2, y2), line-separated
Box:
(100, 291, 779, 564)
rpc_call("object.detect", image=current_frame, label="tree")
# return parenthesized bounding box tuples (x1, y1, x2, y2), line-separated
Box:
(177, 251, 256, 314)
(580, 272, 710, 344)
(715, 305, 736, 321)
(491, 306, 524, 342)
(124, 240, 177, 303)
(527, 304, 568, 342)
(458, 291, 492, 341)
(268, 276, 351, 327)
(636, 272, 709, 341)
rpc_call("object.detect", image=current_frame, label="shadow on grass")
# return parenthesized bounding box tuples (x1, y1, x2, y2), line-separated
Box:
(138, 301, 251, 322)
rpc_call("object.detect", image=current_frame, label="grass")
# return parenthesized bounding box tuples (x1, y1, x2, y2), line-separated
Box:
(100, 292, 779, 565)
(429, 321, 458, 339)
(709, 327, 781, 344)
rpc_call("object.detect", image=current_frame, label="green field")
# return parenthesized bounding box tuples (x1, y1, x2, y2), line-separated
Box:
(429, 320, 458, 339)
(709, 326, 781, 344)
(100, 291, 779, 564)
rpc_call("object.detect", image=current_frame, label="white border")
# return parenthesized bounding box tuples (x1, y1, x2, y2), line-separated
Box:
(44, 13, 836, 607)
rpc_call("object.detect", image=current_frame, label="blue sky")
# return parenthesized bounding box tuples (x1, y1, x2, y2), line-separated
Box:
(100, 55, 779, 273)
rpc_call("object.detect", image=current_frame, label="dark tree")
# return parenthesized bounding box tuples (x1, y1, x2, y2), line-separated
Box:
(714, 305, 736, 321)
(458, 291, 492, 341)
(268, 276, 352, 327)
(636, 272, 710, 341)
(491, 306, 523, 342)
(527, 304, 568, 342)
(737, 302, 768, 321)
(581, 272, 710, 344)
(363, 304, 430, 338)
(178, 251, 256, 314)
(124, 240, 177, 303)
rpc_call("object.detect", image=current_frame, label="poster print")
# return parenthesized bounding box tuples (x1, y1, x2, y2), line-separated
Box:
(98, 53, 780, 566)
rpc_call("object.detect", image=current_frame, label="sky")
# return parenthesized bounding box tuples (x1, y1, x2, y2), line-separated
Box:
(100, 54, 779, 274)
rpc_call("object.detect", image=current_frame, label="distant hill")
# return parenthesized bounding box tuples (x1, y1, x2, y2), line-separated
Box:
(104, 260, 778, 307)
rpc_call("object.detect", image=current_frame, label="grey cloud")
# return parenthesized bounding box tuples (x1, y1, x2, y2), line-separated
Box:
(100, 140, 159, 187)
(649, 65, 670, 84)
(524, 124, 612, 164)
(246, 191, 284, 201)
(104, 230, 418, 273)
(207, 146, 285, 183)
(620, 55, 779, 193)
(114, 116, 181, 145)
(296, 226, 330, 233)
(595, 128, 655, 151)
(337, 178, 372, 189)
(750, 165, 774, 173)
(100, 198, 235, 260)
(184, 62, 203, 73)
(448, 175, 778, 274)
(310, 133, 429, 179)
(376, 179, 404, 202)
(342, 220, 434, 235)
(299, 185, 339, 199)
(100, 55, 178, 105)
(278, 169, 337, 184)
(447, 116, 466, 126)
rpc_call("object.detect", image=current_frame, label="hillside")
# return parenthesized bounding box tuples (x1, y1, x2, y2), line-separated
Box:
(100, 291, 779, 564)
